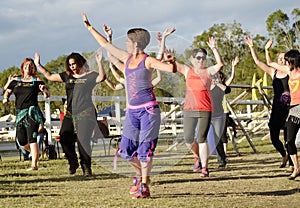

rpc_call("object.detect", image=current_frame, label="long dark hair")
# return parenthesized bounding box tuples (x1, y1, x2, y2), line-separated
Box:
(65, 53, 87, 75)
(284, 49, 300, 71)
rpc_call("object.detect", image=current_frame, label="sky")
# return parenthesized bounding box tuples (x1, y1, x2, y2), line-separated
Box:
(0, 0, 299, 71)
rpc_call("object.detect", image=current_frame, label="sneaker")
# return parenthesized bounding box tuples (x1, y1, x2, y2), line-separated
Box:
(200, 167, 209, 177)
(132, 183, 150, 199)
(193, 157, 202, 172)
(26, 166, 38, 171)
(129, 176, 141, 194)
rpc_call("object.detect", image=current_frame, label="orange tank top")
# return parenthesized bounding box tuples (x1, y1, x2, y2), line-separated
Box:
(289, 75, 300, 105)
(183, 68, 212, 112)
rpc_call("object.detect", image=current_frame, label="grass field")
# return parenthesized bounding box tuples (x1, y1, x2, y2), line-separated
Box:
(1, 139, 300, 208)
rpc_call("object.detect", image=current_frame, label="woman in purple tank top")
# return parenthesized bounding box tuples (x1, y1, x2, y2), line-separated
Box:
(82, 13, 176, 199)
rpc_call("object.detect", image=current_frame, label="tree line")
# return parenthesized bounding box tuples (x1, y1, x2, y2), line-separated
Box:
(0, 9, 299, 117)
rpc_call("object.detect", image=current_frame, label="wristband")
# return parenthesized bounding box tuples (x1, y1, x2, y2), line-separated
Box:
(88, 25, 93, 31)
(211, 46, 216, 50)
(249, 44, 254, 48)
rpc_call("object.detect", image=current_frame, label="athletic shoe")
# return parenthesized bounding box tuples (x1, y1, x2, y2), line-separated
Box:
(200, 167, 209, 177)
(193, 157, 201, 172)
(26, 166, 38, 171)
(132, 183, 150, 199)
(129, 175, 141, 194)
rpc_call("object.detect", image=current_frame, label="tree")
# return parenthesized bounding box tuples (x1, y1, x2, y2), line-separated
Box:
(266, 9, 300, 51)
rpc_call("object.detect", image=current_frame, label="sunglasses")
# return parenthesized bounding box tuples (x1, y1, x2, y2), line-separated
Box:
(195, 56, 206, 60)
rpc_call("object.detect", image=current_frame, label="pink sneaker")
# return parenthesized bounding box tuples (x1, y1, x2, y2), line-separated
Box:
(200, 167, 209, 177)
(132, 183, 150, 199)
(129, 176, 141, 194)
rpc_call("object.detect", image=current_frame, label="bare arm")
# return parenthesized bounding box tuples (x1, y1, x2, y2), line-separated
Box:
(105, 78, 124, 91)
(34, 53, 63, 82)
(244, 36, 274, 76)
(82, 13, 129, 63)
(109, 62, 125, 84)
(225, 56, 239, 86)
(2, 89, 11, 104)
(264, 38, 290, 73)
(151, 69, 161, 87)
(156, 27, 176, 60)
(95, 49, 107, 83)
(151, 27, 175, 87)
(207, 37, 224, 75)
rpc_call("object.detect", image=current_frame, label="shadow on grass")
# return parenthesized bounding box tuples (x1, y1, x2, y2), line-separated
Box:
(0, 172, 126, 185)
(0, 193, 60, 198)
(150, 188, 300, 199)
(153, 172, 291, 185)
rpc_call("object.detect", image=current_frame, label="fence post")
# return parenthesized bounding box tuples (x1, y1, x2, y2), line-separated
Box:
(44, 98, 52, 144)
(114, 98, 121, 134)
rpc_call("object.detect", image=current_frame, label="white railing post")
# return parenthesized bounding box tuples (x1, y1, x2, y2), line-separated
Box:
(44, 98, 52, 144)
(114, 98, 121, 134)
(171, 104, 177, 136)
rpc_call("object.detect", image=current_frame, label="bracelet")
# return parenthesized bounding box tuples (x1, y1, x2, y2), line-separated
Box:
(88, 25, 93, 31)
(211, 46, 216, 50)
(249, 44, 254, 48)
(108, 35, 112, 39)
(3, 95, 8, 99)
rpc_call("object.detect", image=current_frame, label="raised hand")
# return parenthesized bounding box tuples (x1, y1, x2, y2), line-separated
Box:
(162, 27, 176, 38)
(82, 12, 91, 28)
(207, 36, 216, 49)
(232, 56, 239, 67)
(244, 36, 253, 46)
(34, 53, 41, 68)
(103, 24, 112, 37)
(162, 48, 176, 63)
(265, 38, 273, 51)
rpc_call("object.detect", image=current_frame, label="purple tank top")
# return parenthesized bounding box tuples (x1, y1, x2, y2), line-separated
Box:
(125, 54, 156, 106)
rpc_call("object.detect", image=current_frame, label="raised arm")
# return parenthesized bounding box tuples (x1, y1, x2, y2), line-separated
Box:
(244, 36, 274, 76)
(156, 27, 176, 60)
(34, 53, 63, 82)
(225, 56, 239, 86)
(151, 27, 175, 87)
(265, 38, 290, 73)
(95, 49, 107, 83)
(82, 13, 129, 63)
(207, 37, 224, 75)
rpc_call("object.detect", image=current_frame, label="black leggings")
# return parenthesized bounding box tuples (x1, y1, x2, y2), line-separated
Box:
(286, 118, 300, 155)
(59, 116, 78, 168)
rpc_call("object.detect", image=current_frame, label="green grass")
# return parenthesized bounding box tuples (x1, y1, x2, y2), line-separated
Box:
(1, 140, 300, 208)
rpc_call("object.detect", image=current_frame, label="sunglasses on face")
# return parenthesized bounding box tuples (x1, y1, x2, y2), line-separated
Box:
(195, 56, 206, 60)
